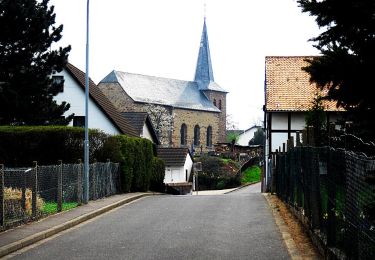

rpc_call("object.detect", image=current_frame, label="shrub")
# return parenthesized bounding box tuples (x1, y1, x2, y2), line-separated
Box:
(113, 135, 155, 192)
(196, 155, 241, 190)
(150, 157, 165, 192)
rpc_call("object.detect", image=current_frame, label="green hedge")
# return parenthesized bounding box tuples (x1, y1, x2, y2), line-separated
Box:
(106, 135, 164, 193)
(0, 126, 107, 166)
(0, 126, 165, 193)
(150, 157, 166, 192)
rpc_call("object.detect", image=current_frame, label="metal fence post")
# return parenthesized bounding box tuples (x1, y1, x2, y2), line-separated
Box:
(77, 159, 83, 205)
(21, 168, 26, 211)
(106, 159, 111, 195)
(310, 149, 321, 229)
(296, 147, 303, 208)
(0, 164, 4, 227)
(296, 132, 301, 147)
(92, 160, 97, 200)
(302, 129, 307, 146)
(307, 126, 315, 146)
(57, 160, 63, 212)
(326, 150, 336, 247)
(32, 161, 38, 219)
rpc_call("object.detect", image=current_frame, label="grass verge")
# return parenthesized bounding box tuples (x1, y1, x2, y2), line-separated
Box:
(241, 165, 261, 184)
(42, 202, 78, 215)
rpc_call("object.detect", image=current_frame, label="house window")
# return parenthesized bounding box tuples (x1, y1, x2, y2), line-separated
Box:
(194, 125, 200, 146)
(73, 116, 85, 127)
(206, 126, 212, 147)
(180, 123, 187, 146)
(52, 75, 64, 93)
(213, 99, 217, 107)
(219, 100, 222, 110)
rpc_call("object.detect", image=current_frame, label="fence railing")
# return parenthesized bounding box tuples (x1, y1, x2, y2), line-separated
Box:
(273, 145, 375, 259)
(0, 160, 120, 230)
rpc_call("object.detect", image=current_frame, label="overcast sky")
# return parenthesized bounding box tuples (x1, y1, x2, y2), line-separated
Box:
(50, 0, 321, 130)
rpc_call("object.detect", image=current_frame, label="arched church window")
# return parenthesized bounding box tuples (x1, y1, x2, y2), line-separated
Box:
(194, 125, 200, 146)
(180, 123, 187, 146)
(206, 126, 212, 147)
(213, 99, 217, 107)
(219, 100, 222, 110)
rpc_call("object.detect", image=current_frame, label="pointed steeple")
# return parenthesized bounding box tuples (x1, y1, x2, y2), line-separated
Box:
(194, 19, 214, 83)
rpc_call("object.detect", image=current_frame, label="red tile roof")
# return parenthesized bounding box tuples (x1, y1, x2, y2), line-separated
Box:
(65, 63, 138, 137)
(265, 56, 343, 112)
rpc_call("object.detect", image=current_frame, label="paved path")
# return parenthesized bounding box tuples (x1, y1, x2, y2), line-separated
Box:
(228, 182, 261, 194)
(193, 182, 261, 195)
(5, 184, 290, 260)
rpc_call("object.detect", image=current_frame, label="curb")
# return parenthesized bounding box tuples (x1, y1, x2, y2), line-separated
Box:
(0, 193, 155, 258)
(263, 193, 303, 260)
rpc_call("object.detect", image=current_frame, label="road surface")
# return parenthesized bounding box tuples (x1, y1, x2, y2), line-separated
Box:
(10, 184, 290, 260)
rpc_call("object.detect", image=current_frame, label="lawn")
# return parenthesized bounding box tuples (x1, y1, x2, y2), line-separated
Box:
(42, 201, 78, 215)
(241, 165, 261, 184)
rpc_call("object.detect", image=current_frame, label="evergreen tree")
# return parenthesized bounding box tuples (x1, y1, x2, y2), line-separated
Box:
(249, 128, 265, 146)
(226, 132, 239, 152)
(298, 0, 375, 141)
(0, 0, 72, 125)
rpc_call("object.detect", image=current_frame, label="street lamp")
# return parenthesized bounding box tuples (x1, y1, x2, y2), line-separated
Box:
(83, 0, 90, 204)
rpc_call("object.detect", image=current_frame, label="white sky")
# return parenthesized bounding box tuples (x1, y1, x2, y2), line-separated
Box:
(50, 0, 320, 130)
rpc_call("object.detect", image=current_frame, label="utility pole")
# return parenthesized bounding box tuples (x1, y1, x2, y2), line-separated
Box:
(83, 0, 90, 204)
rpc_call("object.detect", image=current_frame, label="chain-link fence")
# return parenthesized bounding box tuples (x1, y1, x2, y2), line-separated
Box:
(274, 146, 375, 259)
(0, 161, 120, 230)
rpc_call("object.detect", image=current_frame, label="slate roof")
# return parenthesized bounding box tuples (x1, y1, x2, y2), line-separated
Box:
(100, 71, 221, 113)
(121, 112, 160, 144)
(194, 19, 227, 93)
(65, 63, 138, 137)
(265, 56, 343, 112)
(157, 147, 193, 167)
(195, 19, 214, 83)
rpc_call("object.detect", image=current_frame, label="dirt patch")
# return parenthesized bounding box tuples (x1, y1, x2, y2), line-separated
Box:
(266, 194, 323, 259)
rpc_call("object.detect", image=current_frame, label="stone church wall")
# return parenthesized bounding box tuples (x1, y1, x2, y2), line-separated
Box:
(172, 108, 219, 152)
(203, 91, 227, 143)
(98, 83, 142, 112)
(98, 82, 222, 151)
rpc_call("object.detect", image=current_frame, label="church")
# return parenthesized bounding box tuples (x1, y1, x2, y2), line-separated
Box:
(98, 20, 227, 151)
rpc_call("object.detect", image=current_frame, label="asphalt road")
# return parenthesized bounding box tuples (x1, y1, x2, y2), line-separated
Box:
(10, 184, 290, 260)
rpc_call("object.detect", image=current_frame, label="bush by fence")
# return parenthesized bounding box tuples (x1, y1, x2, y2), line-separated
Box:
(0, 160, 120, 229)
(273, 146, 375, 259)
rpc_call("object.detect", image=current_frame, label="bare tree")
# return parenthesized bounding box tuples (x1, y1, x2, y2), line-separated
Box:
(144, 104, 174, 146)
(226, 114, 238, 130)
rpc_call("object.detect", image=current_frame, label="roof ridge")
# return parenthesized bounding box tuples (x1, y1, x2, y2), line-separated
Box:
(265, 55, 318, 58)
(112, 70, 196, 84)
(65, 64, 138, 136)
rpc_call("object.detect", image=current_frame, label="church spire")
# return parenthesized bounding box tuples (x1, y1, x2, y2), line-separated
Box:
(194, 19, 214, 83)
